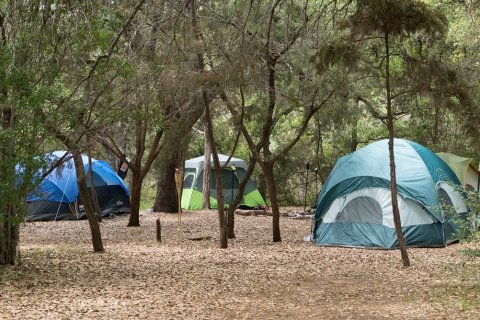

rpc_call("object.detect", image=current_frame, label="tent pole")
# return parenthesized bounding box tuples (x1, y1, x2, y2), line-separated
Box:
(55, 171, 72, 221)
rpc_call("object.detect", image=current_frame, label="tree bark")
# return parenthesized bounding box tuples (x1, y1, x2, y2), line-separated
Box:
(153, 157, 179, 213)
(87, 150, 102, 222)
(202, 121, 211, 209)
(190, 0, 227, 248)
(153, 99, 204, 212)
(126, 116, 164, 225)
(0, 207, 20, 265)
(204, 95, 228, 248)
(128, 173, 143, 226)
(72, 151, 104, 252)
(127, 119, 145, 226)
(385, 31, 410, 267)
(226, 157, 257, 238)
(0, 105, 19, 265)
(263, 161, 281, 242)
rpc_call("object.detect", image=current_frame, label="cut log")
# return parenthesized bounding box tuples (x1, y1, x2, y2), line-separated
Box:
(234, 209, 271, 216)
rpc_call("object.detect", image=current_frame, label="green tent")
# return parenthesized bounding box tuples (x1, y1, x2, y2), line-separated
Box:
(312, 139, 467, 249)
(437, 152, 479, 191)
(181, 154, 266, 210)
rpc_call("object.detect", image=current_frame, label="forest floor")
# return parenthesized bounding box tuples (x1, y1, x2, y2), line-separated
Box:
(1, 209, 479, 320)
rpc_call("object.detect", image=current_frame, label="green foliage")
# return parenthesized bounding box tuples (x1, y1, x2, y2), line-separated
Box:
(350, 0, 448, 36)
(312, 40, 360, 74)
(460, 248, 480, 258)
(140, 182, 157, 211)
(456, 190, 480, 242)
(440, 188, 480, 242)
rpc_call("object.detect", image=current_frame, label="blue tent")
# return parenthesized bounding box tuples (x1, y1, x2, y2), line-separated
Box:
(312, 139, 467, 248)
(27, 151, 130, 221)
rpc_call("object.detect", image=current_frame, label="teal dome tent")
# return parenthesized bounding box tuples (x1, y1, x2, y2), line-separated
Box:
(312, 139, 467, 248)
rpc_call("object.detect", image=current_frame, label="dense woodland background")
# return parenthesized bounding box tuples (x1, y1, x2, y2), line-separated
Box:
(1, 0, 480, 265)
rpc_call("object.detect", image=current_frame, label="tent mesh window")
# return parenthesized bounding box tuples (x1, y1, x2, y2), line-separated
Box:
(437, 188, 454, 207)
(336, 196, 383, 225)
(209, 169, 240, 190)
(183, 172, 195, 189)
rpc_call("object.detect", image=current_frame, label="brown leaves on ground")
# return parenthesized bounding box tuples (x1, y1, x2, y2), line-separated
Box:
(1, 210, 479, 319)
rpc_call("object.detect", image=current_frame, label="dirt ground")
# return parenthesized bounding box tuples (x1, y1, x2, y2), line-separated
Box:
(1, 209, 479, 319)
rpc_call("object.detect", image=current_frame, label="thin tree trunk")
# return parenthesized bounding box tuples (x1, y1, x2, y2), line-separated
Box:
(199, 86, 228, 246)
(226, 157, 257, 238)
(87, 152, 102, 222)
(204, 92, 227, 248)
(263, 162, 281, 242)
(385, 31, 410, 267)
(191, 0, 226, 247)
(202, 121, 211, 209)
(72, 151, 104, 252)
(127, 118, 145, 226)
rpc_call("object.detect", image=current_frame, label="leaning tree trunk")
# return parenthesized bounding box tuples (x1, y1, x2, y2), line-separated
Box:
(263, 161, 281, 242)
(385, 31, 410, 267)
(72, 151, 104, 252)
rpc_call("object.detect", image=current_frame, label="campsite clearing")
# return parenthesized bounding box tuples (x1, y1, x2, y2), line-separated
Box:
(1, 210, 479, 319)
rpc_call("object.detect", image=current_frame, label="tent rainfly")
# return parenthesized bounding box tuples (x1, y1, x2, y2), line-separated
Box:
(26, 151, 131, 221)
(181, 154, 266, 210)
(312, 139, 467, 249)
(437, 152, 479, 191)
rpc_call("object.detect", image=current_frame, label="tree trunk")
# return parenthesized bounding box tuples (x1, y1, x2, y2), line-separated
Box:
(128, 172, 143, 226)
(202, 121, 211, 209)
(153, 99, 204, 212)
(72, 151, 104, 252)
(153, 151, 180, 213)
(385, 31, 410, 267)
(0, 207, 20, 265)
(88, 152, 102, 222)
(263, 162, 281, 242)
(204, 95, 228, 248)
(226, 157, 257, 238)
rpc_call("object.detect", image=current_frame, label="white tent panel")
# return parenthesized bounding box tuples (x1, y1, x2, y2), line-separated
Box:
(465, 166, 479, 191)
(322, 188, 435, 228)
